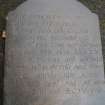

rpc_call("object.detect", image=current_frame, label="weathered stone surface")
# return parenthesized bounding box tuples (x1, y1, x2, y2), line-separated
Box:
(4, 0, 105, 105)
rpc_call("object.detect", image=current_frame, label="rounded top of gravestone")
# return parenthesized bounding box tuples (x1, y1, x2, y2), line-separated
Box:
(8, 0, 94, 18)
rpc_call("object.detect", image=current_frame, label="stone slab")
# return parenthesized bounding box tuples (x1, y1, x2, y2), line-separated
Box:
(4, 0, 105, 105)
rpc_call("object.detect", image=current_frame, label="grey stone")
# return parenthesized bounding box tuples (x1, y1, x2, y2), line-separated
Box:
(4, 0, 105, 105)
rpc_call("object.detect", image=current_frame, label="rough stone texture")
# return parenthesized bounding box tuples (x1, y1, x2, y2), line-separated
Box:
(4, 0, 105, 105)
(0, 1, 26, 104)
(79, 0, 105, 73)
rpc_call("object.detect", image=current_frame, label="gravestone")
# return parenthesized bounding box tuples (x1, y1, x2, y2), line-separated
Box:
(4, 0, 105, 105)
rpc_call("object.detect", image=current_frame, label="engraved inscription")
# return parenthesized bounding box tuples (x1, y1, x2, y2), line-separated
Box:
(6, 14, 105, 97)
